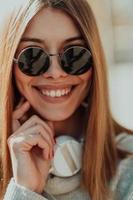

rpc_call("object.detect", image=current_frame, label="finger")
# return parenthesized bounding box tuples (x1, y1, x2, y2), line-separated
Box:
(10, 124, 54, 159)
(28, 133, 50, 160)
(29, 124, 54, 159)
(45, 121, 55, 144)
(29, 124, 53, 158)
(47, 121, 54, 130)
(14, 115, 55, 145)
(12, 119, 21, 133)
(13, 101, 30, 120)
(36, 124, 54, 158)
(40, 121, 55, 144)
(8, 126, 51, 160)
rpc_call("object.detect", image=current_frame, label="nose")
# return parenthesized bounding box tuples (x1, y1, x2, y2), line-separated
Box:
(42, 53, 68, 79)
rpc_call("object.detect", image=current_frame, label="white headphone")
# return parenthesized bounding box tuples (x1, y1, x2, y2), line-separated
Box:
(49, 135, 83, 177)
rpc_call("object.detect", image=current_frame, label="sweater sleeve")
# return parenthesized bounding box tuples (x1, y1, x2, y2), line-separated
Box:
(112, 156, 133, 200)
(3, 178, 49, 200)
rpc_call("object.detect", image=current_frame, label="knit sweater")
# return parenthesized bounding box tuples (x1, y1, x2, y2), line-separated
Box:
(3, 132, 133, 200)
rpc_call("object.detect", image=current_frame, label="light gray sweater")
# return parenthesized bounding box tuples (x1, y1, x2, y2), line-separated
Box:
(3, 133, 133, 200)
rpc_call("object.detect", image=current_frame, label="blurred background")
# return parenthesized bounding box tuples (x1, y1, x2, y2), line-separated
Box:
(89, 0, 133, 129)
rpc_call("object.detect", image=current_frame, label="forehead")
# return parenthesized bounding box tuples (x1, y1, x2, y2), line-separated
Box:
(23, 7, 81, 42)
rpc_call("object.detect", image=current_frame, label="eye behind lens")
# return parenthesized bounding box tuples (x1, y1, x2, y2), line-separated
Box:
(17, 47, 50, 76)
(61, 46, 92, 75)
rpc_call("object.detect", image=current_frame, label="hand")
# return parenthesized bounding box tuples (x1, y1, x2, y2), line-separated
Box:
(8, 98, 55, 193)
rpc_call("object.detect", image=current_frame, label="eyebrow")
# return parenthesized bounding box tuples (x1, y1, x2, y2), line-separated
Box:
(20, 36, 84, 44)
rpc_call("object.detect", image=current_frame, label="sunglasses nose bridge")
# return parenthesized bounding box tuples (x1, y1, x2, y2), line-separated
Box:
(49, 53, 61, 68)
(45, 53, 67, 78)
(49, 53, 60, 58)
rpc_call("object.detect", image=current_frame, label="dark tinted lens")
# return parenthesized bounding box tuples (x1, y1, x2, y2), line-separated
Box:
(18, 47, 50, 76)
(61, 46, 92, 75)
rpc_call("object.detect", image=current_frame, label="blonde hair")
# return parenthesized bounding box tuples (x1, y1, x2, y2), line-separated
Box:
(0, 0, 132, 199)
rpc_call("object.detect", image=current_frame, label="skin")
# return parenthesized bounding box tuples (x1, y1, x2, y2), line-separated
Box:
(8, 7, 92, 193)
(14, 7, 92, 137)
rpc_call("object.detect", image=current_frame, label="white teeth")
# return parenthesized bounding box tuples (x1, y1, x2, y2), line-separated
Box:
(51, 90, 56, 97)
(40, 88, 72, 97)
(56, 90, 62, 97)
(65, 89, 69, 94)
(62, 89, 66, 96)
(46, 91, 50, 96)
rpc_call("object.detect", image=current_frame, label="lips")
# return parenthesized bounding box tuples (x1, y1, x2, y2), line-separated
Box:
(33, 84, 77, 104)
(34, 84, 76, 97)
(41, 88, 71, 97)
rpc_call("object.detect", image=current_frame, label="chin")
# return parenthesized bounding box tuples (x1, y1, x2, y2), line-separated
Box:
(41, 111, 73, 121)
(33, 106, 75, 121)
(29, 99, 79, 121)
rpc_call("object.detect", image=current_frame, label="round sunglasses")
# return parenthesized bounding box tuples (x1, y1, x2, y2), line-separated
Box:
(13, 45, 92, 76)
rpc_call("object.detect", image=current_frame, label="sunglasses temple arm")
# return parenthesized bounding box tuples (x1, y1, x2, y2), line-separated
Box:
(13, 58, 18, 64)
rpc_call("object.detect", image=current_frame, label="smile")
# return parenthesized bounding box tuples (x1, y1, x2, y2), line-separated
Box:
(34, 85, 76, 103)
(40, 88, 72, 98)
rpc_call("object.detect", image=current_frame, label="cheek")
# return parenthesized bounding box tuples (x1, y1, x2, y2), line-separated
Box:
(80, 70, 93, 100)
(13, 65, 32, 92)
(80, 69, 93, 89)
(75, 69, 92, 105)
(81, 68, 92, 80)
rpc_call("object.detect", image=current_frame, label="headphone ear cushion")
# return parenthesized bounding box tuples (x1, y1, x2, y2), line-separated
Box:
(49, 135, 83, 177)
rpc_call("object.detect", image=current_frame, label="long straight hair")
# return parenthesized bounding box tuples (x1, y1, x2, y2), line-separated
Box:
(0, 0, 132, 199)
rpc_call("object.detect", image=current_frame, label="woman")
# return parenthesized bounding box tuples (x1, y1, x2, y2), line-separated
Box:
(0, 0, 133, 200)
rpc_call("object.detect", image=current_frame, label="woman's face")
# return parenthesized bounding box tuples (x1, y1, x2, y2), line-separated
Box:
(14, 7, 92, 121)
